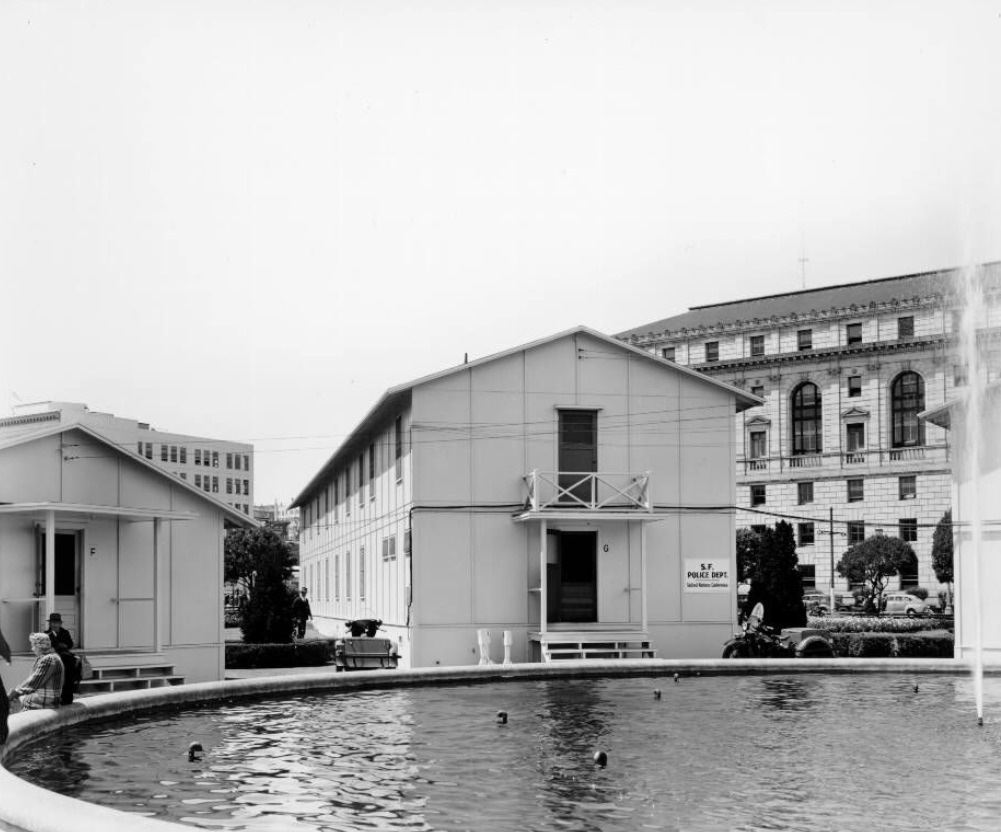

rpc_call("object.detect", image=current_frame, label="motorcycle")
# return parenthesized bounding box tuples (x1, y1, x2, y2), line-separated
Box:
(722, 603, 835, 659)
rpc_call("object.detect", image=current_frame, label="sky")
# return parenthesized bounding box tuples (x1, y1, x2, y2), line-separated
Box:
(3, 0, 1001, 504)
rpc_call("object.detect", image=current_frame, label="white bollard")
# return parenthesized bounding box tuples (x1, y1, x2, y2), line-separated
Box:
(502, 630, 513, 666)
(477, 629, 494, 665)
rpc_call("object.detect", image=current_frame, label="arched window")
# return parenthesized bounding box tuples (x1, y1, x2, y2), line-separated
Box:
(791, 382, 822, 454)
(891, 372, 925, 447)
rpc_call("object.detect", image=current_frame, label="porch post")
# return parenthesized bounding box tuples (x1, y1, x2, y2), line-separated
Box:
(153, 518, 162, 653)
(640, 521, 648, 633)
(44, 510, 56, 624)
(539, 520, 548, 635)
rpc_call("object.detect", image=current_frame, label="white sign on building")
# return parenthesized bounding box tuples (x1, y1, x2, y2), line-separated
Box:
(684, 559, 732, 592)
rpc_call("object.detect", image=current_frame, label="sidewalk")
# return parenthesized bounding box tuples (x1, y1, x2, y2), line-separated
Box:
(224, 625, 336, 680)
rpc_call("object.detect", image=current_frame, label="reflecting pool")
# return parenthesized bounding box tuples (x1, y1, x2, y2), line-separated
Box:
(8, 674, 1001, 831)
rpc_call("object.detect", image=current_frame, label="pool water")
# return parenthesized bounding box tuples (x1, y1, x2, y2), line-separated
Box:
(8, 674, 1001, 832)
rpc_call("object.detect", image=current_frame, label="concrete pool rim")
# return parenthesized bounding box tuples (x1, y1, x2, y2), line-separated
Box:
(0, 658, 992, 832)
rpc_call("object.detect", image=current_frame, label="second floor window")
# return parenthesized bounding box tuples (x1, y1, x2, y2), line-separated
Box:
(750, 335, 764, 356)
(749, 431, 767, 459)
(791, 382, 822, 455)
(899, 518, 918, 542)
(846, 323, 862, 345)
(898, 316, 914, 338)
(797, 329, 812, 351)
(705, 341, 719, 362)
(899, 475, 917, 500)
(892, 372, 926, 447)
(750, 485, 766, 506)
(848, 376, 862, 397)
(847, 520, 866, 544)
(847, 478, 864, 502)
(846, 423, 866, 452)
(798, 523, 815, 546)
(798, 482, 814, 505)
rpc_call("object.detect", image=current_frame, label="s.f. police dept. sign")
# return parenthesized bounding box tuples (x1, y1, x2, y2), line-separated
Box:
(684, 559, 732, 592)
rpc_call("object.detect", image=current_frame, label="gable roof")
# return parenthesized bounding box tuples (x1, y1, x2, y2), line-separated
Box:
(291, 325, 762, 507)
(0, 421, 256, 527)
(616, 264, 999, 342)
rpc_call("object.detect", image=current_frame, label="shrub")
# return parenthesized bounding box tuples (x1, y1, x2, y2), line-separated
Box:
(907, 587, 930, 600)
(225, 640, 336, 669)
(829, 631, 953, 658)
(808, 615, 950, 634)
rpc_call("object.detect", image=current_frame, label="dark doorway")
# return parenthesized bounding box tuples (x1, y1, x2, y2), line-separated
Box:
(37, 532, 80, 634)
(546, 531, 597, 623)
(558, 410, 597, 504)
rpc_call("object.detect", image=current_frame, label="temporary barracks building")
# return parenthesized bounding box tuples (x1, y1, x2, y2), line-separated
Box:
(292, 326, 759, 667)
(0, 421, 255, 687)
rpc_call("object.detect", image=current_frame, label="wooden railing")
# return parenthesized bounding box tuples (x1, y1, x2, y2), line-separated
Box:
(523, 470, 651, 512)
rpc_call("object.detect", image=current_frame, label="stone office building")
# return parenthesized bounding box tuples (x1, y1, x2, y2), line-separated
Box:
(618, 265, 1001, 597)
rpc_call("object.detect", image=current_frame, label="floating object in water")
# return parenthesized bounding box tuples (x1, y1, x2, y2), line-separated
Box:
(593, 750, 607, 768)
(978, 716, 984, 727)
(913, 684, 919, 693)
(673, 673, 680, 683)
(654, 689, 661, 699)
(187, 742, 203, 762)
(496, 710, 508, 725)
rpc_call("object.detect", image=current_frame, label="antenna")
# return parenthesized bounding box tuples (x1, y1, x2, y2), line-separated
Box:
(798, 228, 808, 289)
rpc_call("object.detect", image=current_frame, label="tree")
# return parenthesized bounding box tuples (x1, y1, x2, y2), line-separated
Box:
(931, 509, 954, 611)
(743, 521, 806, 631)
(736, 528, 763, 583)
(836, 534, 915, 615)
(224, 528, 296, 643)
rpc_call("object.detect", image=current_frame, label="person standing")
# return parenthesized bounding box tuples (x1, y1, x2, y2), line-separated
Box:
(44, 613, 77, 705)
(0, 626, 11, 743)
(291, 587, 312, 639)
(9, 633, 64, 711)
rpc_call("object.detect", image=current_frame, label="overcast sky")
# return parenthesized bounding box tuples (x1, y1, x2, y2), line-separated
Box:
(2, 0, 1000, 504)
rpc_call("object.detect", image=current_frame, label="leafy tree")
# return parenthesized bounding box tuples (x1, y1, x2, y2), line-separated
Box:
(742, 521, 806, 630)
(225, 528, 296, 643)
(931, 509, 954, 611)
(836, 534, 916, 615)
(736, 528, 763, 583)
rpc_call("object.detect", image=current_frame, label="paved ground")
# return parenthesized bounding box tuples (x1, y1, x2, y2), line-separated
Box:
(224, 625, 335, 680)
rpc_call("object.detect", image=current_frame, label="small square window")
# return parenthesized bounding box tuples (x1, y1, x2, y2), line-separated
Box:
(751, 385, 764, 399)
(846, 323, 862, 345)
(848, 376, 862, 397)
(847, 520, 866, 544)
(798, 482, 814, 505)
(661, 347, 675, 361)
(750, 335, 764, 356)
(847, 478, 864, 502)
(797, 329, 812, 351)
(750, 484, 766, 506)
(899, 518, 918, 542)
(705, 341, 719, 362)
(898, 316, 914, 339)
(899, 475, 916, 500)
(798, 522, 815, 546)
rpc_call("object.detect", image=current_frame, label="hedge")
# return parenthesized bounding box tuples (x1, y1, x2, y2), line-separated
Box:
(829, 631, 954, 658)
(225, 640, 336, 668)
(808, 615, 953, 634)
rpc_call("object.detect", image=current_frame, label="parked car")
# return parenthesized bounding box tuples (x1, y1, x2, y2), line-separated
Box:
(882, 593, 931, 617)
(802, 592, 830, 616)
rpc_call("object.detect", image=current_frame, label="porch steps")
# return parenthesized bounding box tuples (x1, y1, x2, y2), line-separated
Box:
(76, 653, 185, 696)
(538, 631, 657, 662)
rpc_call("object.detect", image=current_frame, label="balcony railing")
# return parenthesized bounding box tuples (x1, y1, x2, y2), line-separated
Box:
(523, 470, 651, 512)
(740, 444, 950, 475)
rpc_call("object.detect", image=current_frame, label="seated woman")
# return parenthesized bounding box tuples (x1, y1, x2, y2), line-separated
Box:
(9, 633, 64, 711)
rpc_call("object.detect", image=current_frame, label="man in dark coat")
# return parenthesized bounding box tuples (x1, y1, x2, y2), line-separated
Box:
(0, 626, 10, 743)
(44, 613, 77, 705)
(291, 588, 312, 639)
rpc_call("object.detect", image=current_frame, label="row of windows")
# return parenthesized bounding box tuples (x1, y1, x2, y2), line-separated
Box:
(138, 441, 251, 471)
(751, 475, 917, 507)
(685, 316, 917, 364)
(305, 532, 411, 603)
(791, 518, 918, 547)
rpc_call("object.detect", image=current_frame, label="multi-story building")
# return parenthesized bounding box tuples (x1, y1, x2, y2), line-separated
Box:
(0, 401, 255, 515)
(617, 264, 1001, 598)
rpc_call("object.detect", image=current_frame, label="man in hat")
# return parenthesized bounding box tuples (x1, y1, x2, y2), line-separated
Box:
(291, 587, 312, 640)
(44, 613, 77, 705)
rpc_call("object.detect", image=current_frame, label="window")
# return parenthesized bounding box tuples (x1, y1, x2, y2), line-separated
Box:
(798, 523, 815, 546)
(846, 423, 865, 452)
(161, 445, 168, 462)
(180, 472, 187, 480)
(170, 445, 178, 463)
(750, 335, 764, 357)
(180, 447, 187, 464)
(791, 382, 822, 454)
(235, 454, 242, 470)
(798, 563, 816, 589)
(899, 475, 916, 500)
(195, 449, 202, 466)
(848, 376, 862, 397)
(892, 372, 926, 447)
(395, 415, 403, 481)
(212, 451, 219, 468)
(369, 443, 376, 500)
(234, 479, 241, 495)
(798, 482, 814, 505)
(212, 476, 218, 493)
(346, 550, 352, 601)
(848, 521, 866, 544)
(705, 341, 719, 362)
(145, 443, 153, 460)
(898, 316, 914, 339)
(333, 478, 340, 522)
(750, 485, 766, 506)
(346, 469, 352, 516)
(195, 474, 202, 488)
(226, 478, 233, 494)
(243, 455, 250, 471)
(404, 528, 412, 555)
(661, 347, 675, 361)
(382, 535, 397, 562)
(359, 546, 366, 602)
(358, 455, 366, 506)
(751, 385, 764, 399)
(899, 518, 918, 542)
(137, 441, 143, 455)
(847, 478, 864, 502)
(749, 430, 767, 459)
(846, 323, 862, 345)
(335, 555, 341, 602)
(797, 329, 812, 351)
(203, 477, 210, 493)
(226, 453, 233, 468)
(243, 479, 249, 496)
(324, 559, 329, 603)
